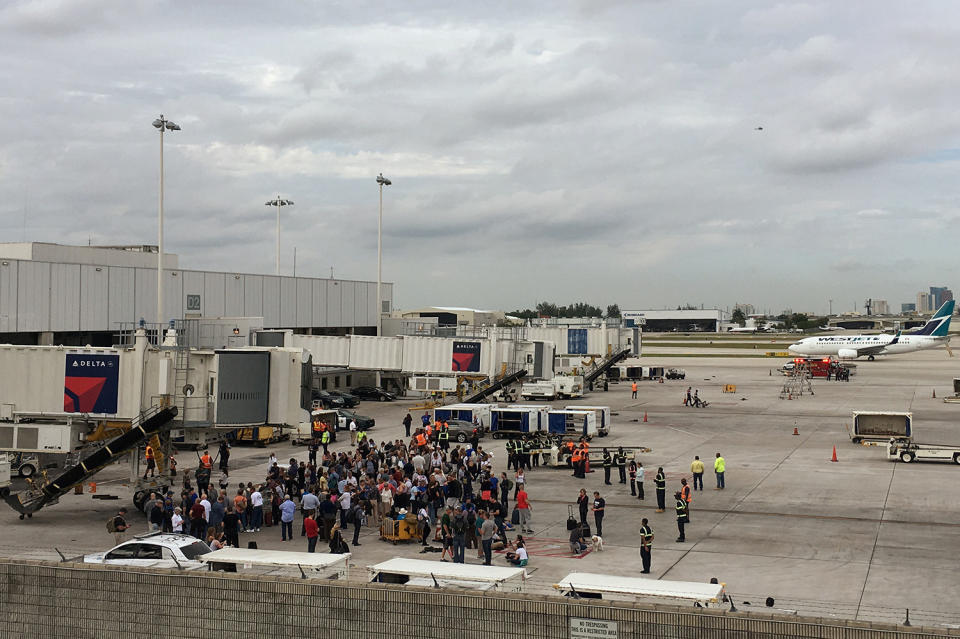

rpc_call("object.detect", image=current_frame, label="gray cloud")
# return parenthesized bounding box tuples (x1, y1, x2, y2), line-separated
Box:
(1, 0, 959, 314)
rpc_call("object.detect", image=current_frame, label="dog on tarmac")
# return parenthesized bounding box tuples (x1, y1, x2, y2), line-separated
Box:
(590, 535, 604, 552)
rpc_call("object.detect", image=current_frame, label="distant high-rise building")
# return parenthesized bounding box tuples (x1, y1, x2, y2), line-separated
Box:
(733, 303, 755, 316)
(901, 303, 916, 313)
(871, 300, 889, 315)
(929, 286, 952, 308)
(917, 292, 933, 313)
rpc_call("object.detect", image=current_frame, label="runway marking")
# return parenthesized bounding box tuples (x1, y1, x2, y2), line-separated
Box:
(494, 536, 591, 559)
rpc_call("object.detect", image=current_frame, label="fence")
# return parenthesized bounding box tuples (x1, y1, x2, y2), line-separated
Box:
(1, 560, 957, 639)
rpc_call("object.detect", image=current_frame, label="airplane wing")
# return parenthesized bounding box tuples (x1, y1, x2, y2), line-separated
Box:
(850, 332, 900, 358)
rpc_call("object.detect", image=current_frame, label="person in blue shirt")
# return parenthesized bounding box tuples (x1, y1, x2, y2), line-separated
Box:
(279, 495, 296, 542)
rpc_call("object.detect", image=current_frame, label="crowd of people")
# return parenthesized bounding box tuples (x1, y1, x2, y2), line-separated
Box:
(123, 403, 728, 578)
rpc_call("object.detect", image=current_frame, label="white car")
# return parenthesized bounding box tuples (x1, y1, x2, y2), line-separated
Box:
(83, 532, 211, 570)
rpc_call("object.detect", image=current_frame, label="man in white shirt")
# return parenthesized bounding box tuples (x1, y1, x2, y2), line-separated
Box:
(339, 489, 352, 527)
(349, 420, 358, 446)
(249, 487, 264, 532)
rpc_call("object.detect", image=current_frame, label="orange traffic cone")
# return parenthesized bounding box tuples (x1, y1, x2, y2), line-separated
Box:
(792, 427, 799, 436)
(830, 446, 838, 462)
(89, 482, 97, 493)
(643, 412, 648, 423)
(932, 389, 936, 399)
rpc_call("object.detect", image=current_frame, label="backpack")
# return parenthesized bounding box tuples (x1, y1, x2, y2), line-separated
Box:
(452, 515, 467, 536)
(106, 517, 117, 533)
(345, 506, 356, 524)
(501, 478, 514, 491)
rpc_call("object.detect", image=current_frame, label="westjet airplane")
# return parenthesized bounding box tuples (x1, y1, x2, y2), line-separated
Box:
(788, 300, 954, 360)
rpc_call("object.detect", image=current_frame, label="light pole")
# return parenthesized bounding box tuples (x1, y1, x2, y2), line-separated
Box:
(152, 115, 180, 333)
(265, 196, 293, 275)
(376, 173, 391, 336)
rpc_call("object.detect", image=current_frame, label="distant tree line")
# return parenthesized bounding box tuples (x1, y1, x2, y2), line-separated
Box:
(509, 302, 621, 319)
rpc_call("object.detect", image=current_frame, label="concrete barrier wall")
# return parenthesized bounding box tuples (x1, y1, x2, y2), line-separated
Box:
(1, 560, 956, 639)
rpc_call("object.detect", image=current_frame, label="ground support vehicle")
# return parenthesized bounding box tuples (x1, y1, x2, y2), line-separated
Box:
(887, 438, 960, 465)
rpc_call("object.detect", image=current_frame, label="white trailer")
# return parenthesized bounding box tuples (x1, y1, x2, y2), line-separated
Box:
(887, 438, 960, 465)
(564, 405, 611, 437)
(850, 411, 912, 444)
(553, 572, 726, 607)
(368, 558, 525, 592)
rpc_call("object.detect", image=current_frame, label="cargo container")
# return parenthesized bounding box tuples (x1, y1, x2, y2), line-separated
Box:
(547, 410, 598, 438)
(433, 404, 496, 429)
(564, 405, 611, 437)
(850, 411, 912, 444)
(490, 406, 549, 438)
(408, 376, 458, 394)
(235, 426, 286, 446)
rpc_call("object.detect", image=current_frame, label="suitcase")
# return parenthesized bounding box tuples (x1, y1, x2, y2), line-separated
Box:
(579, 522, 591, 538)
(566, 505, 578, 530)
(511, 508, 521, 525)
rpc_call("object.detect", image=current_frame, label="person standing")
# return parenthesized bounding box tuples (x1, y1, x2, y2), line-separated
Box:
(616, 448, 627, 484)
(403, 412, 413, 438)
(349, 419, 358, 446)
(680, 478, 692, 522)
(631, 381, 638, 399)
(350, 501, 364, 547)
(655, 467, 666, 512)
(280, 494, 296, 542)
(451, 506, 467, 563)
(218, 441, 230, 473)
(639, 518, 654, 574)
(480, 510, 497, 565)
(143, 445, 156, 478)
(628, 460, 637, 496)
(222, 506, 240, 548)
(602, 449, 612, 485)
(714, 453, 725, 490)
(690, 456, 704, 491)
(516, 486, 532, 533)
(249, 485, 263, 532)
(576, 488, 589, 524)
(591, 491, 605, 537)
(675, 492, 688, 542)
(304, 513, 320, 553)
(636, 461, 645, 500)
(320, 428, 331, 454)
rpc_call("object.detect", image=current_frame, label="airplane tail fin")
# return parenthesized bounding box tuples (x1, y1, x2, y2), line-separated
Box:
(914, 300, 955, 337)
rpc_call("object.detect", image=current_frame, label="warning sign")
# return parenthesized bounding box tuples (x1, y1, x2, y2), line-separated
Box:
(570, 618, 618, 638)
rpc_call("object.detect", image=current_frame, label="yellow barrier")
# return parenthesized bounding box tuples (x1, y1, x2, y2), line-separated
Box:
(765, 352, 792, 357)
(722, 384, 736, 393)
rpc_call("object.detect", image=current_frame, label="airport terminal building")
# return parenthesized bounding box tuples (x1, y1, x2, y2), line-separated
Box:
(0, 243, 392, 346)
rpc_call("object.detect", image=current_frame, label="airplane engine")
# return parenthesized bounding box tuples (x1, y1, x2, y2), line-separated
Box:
(837, 348, 858, 360)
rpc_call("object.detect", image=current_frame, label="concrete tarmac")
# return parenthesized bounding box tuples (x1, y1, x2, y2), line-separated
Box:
(3, 349, 959, 627)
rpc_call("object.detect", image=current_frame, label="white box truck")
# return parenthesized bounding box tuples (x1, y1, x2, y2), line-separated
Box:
(520, 375, 584, 401)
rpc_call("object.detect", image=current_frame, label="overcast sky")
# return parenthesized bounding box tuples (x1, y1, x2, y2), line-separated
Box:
(1, 1, 958, 315)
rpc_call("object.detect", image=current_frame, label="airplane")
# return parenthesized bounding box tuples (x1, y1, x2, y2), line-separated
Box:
(788, 300, 954, 360)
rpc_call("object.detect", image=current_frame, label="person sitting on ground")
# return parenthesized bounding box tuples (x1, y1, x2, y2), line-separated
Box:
(504, 536, 528, 566)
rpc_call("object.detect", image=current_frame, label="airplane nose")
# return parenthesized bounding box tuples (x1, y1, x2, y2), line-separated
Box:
(788, 344, 799, 353)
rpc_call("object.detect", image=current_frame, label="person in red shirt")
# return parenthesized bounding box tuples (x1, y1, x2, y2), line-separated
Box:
(304, 514, 320, 553)
(515, 487, 533, 534)
(189, 501, 206, 540)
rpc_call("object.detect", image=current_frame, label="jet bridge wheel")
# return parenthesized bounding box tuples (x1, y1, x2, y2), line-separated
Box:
(867, 356, 875, 361)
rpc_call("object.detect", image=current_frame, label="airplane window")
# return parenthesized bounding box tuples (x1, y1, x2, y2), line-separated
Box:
(105, 544, 141, 560)
(137, 544, 163, 560)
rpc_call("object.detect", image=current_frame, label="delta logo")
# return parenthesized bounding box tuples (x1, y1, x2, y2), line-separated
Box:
(64, 354, 120, 414)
